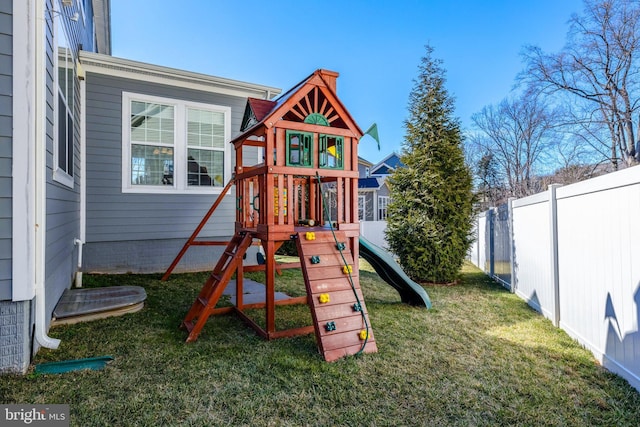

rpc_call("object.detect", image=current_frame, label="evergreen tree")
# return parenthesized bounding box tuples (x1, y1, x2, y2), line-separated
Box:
(386, 45, 474, 283)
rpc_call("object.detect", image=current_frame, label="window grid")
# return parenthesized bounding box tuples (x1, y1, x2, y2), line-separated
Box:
(123, 92, 230, 193)
(54, 15, 75, 185)
(378, 196, 389, 220)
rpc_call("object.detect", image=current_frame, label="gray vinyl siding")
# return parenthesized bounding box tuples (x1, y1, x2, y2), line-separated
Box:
(43, 0, 89, 316)
(85, 72, 251, 244)
(0, 1, 12, 300)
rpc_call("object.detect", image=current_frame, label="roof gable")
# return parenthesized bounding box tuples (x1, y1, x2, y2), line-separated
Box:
(371, 152, 404, 175)
(235, 69, 363, 139)
(240, 98, 276, 131)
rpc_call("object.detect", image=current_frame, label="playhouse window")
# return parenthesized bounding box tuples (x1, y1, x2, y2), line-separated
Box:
(286, 131, 313, 167)
(319, 134, 343, 169)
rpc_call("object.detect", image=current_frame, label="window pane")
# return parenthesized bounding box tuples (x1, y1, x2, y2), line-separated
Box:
(56, 17, 75, 178)
(188, 148, 223, 187)
(131, 144, 174, 186)
(289, 135, 300, 164)
(187, 108, 225, 149)
(57, 95, 67, 172)
(378, 196, 389, 220)
(286, 132, 312, 167)
(320, 135, 343, 169)
(130, 102, 174, 144)
(67, 110, 73, 176)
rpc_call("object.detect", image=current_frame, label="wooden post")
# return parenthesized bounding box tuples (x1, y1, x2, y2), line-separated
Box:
(264, 239, 276, 335)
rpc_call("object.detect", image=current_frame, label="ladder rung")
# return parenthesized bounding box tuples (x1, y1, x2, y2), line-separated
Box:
(197, 297, 208, 307)
(181, 321, 194, 333)
(209, 274, 222, 283)
(224, 251, 236, 257)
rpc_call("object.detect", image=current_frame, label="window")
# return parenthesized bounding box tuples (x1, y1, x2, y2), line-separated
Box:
(378, 196, 389, 220)
(122, 92, 231, 193)
(187, 108, 225, 187)
(54, 15, 75, 187)
(319, 134, 343, 169)
(358, 195, 366, 221)
(286, 130, 312, 167)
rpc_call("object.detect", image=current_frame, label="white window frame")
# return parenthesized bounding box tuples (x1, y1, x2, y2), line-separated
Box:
(53, 7, 75, 189)
(358, 195, 366, 221)
(378, 195, 389, 220)
(121, 92, 232, 194)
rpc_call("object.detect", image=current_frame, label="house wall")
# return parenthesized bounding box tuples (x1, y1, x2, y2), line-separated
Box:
(83, 71, 261, 273)
(43, 0, 90, 327)
(0, 0, 26, 373)
(44, 0, 80, 332)
(0, 1, 12, 300)
(2, 0, 93, 373)
(357, 162, 370, 178)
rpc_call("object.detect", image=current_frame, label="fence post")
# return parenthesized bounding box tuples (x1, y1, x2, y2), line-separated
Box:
(487, 208, 495, 277)
(508, 198, 516, 293)
(549, 184, 562, 327)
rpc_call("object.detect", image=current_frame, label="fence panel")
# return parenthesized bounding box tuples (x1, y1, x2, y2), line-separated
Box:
(472, 166, 640, 392)
(468, 219, 480, 267)
(360, 220, 388, 250)
(555, 167, 640, 391)
(511, 191, 557, 323)
(492, 205, 512, 287)
(478, 211, 489, 273)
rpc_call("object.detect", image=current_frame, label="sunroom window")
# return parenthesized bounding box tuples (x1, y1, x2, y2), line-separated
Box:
(130, 101, 175, 186)
(319, 134, 343, 169)
(122, 92, 230, 193)
(187, 108, 225, 187)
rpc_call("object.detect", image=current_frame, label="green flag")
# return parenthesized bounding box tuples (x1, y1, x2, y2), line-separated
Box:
(361, 123, 380, 150)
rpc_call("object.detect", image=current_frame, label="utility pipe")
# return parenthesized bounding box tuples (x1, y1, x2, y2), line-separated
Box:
(34, 0, 60, 349)
(74, 239, 84, 287)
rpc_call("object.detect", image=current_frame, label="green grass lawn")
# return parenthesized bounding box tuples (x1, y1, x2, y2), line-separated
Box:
(2, 262, 639, 426)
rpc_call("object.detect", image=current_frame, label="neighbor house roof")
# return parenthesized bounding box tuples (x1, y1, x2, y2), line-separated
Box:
(358, 177, 382, 189)
(371, 152, 404, 176)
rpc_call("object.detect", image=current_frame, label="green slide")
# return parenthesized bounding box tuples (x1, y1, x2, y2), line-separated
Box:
(359, 236, 432, 308)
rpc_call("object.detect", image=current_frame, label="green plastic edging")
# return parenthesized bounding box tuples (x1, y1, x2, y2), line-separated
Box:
(35, 356, 114, 374)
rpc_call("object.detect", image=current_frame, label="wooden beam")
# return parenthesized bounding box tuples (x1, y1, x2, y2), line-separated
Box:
(273, 120, 359, 138)
(304, 93, 313, 116)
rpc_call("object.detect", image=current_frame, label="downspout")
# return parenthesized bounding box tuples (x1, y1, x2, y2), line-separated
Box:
(34, 0, 60, 350)
(74, 68, 87, 288)
(74, 239, 84, 287)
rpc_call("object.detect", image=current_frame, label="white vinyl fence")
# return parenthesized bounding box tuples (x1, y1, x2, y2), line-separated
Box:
(470, 166, 640, 392)
(360, 220, 388, 249)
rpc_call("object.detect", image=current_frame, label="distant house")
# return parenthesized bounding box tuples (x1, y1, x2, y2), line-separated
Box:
(358, 152, 403, 222)
(1, 0, 280, 373)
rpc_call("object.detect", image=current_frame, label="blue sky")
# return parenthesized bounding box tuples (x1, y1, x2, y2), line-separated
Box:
(111, 0, 584, 164)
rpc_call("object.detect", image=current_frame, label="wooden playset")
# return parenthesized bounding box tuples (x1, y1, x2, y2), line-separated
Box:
(164, 69, 377, 361)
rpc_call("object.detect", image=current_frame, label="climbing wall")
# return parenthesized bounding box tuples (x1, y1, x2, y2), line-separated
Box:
(296, 230, 378, 362)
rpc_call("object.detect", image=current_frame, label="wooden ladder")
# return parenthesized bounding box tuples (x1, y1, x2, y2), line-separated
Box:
(296, 230, 378, 361)
(180, 232, 254, 342)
